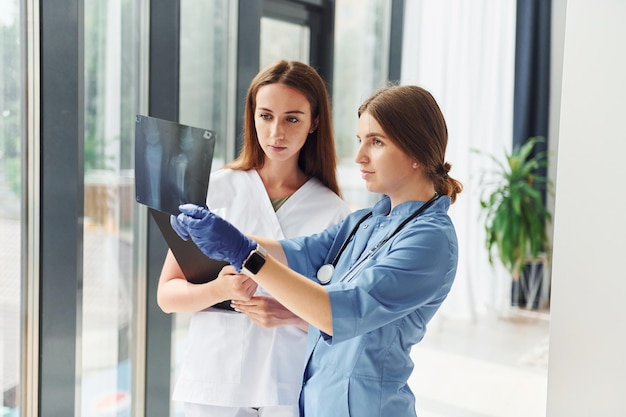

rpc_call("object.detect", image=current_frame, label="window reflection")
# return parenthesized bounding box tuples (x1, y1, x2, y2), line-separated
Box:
(0, 1, 22, 415)
(81, 0, 138, 415)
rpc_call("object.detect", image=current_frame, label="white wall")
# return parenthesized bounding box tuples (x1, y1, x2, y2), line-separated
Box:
(547, 0, 626, 415)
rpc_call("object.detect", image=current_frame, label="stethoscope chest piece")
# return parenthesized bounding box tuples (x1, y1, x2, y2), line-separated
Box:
(317, 264, 334, 284)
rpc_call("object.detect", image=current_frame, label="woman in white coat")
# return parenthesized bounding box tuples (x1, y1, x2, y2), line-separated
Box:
(157, 60, 351, 417)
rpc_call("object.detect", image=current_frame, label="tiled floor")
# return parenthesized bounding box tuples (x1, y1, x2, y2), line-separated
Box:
(409, 310, 550, 417)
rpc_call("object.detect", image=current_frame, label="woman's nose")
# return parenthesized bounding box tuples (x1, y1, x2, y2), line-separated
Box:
(270, 120, 284, 139)
(354, 143, 367, 164)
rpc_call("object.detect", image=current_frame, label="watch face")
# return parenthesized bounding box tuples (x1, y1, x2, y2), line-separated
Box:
(245, 251, 266, 274)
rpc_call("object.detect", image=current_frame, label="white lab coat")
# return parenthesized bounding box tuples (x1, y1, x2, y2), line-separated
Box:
(172, 168, 351, 407)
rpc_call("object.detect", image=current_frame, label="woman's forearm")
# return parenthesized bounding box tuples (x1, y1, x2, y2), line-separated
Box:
(157, 250, 256, 313)
(157, 275, 226, 313)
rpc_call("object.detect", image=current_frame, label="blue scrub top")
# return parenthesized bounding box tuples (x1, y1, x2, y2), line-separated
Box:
(280, 195, 458, 417)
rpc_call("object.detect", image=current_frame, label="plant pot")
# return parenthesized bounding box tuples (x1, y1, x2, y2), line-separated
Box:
(511, 259, 545, 309)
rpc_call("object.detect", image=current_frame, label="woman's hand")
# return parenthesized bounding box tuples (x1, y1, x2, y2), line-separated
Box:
(214, 265, 258, 302)
(157, 252, 258, 313)
(231, 296, 309, 331)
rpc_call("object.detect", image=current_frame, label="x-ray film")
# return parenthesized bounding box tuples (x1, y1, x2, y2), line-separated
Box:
(134, 114, 216, 215)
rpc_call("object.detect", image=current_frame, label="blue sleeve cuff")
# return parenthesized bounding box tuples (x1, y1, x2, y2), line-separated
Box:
(280, 238, 316, 279)
(321, 285, 359, 345)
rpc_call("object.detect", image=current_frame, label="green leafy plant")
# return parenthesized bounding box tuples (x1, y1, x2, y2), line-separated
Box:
(474, 137, 553, 281)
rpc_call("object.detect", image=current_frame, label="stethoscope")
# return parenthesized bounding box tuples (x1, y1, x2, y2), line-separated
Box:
(316, 193, 442, 284)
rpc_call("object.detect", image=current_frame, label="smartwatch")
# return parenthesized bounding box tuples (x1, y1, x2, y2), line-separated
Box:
(242, 244, 267, 276)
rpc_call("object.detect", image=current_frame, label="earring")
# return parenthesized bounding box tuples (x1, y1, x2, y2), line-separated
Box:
(412, 162, 418, 168)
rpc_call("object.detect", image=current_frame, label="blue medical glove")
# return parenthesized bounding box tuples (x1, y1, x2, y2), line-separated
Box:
(170, 203, 257, 272)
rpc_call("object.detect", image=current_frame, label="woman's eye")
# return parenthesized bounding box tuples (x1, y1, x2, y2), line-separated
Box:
(259, 113, 271, 120)
(286, 116, 299, 123)
(373, 138, 383, 146)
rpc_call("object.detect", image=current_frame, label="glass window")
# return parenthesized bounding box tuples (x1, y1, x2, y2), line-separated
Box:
(332, 0, 391, 210)
(0, 2, 22, 416)
(81, 0, 139, 415)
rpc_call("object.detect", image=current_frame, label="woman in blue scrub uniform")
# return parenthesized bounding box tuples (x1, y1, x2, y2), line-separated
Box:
(171, 84, 463, 417)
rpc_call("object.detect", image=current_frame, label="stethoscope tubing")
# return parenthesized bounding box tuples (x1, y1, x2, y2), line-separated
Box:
(317, 194, 441, 285)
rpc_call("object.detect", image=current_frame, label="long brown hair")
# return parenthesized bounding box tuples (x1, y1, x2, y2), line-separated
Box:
(358, 84, 463, 203)
(227, 60, 342, 197)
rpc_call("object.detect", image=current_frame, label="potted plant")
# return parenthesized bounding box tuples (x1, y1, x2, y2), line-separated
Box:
(474, 137, 553, 309)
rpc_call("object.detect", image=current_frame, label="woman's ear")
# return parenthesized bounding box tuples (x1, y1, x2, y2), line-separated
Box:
(309, 116, 319, 134)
